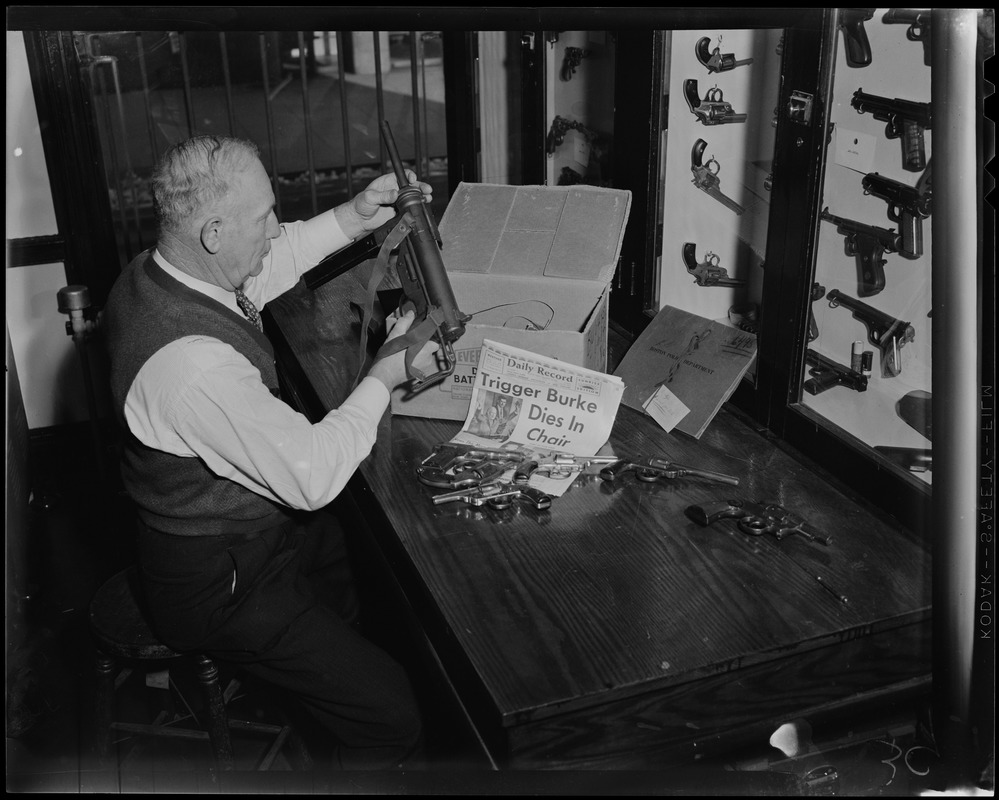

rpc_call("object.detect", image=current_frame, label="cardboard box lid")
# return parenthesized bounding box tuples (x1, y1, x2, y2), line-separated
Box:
(438, 182, 631, 285)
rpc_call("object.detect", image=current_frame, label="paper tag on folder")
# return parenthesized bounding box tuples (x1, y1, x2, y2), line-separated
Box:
(643, 385, 690, 433)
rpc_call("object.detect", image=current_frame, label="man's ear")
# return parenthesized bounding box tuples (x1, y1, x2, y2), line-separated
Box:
(200, 216, 223, 254)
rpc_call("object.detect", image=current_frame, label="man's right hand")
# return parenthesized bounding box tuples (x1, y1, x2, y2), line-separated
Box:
(366, 310, 440, 391)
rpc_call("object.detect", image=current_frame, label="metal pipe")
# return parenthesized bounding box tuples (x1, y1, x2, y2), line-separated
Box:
(219, 33, 236, 136)
(258, 33, 283, 219)
(84, 36, 131, 261)
(409, 31, 424, 176)
(930, 7, 981, 787)
(135, 33, 160, 169)
(336, 31, 354, 199)
(373, 31, 386, 171)
(177, 32, 196, 137)
(297, 31, 318, 216)
(104, 54, 144, 253)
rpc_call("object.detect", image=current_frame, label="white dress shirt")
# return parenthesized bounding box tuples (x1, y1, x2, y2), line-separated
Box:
(123, 215, 391, 512)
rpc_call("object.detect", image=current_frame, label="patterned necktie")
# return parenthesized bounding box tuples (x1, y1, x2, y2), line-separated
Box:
(234, 289, 263, 332)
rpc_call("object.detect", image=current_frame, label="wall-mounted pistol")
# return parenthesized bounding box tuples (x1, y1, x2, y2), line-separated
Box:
(682, 243, 745, 287)
(691, 139, 744, 215)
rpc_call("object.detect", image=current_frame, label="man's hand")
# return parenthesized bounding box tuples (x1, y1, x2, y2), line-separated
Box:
(366, 310, 440, 391)
(335, 171, 433, 240)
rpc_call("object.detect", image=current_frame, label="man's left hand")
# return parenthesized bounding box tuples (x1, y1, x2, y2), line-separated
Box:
(335, 171, 433, 240)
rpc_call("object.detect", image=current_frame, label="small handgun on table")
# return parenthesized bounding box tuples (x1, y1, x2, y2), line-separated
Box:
(685, 498, 833, 545)
(514, 454, 620, 483)
(600, 457, 740, 486)
(416, 442, 527, 490)
(432, 481, 553, 511)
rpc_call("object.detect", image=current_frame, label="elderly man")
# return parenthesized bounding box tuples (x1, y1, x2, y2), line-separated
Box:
(104, 135, 437, 770)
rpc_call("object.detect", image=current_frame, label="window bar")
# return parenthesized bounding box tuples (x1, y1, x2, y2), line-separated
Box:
(335, 31, 355, 199)
(219, 33, 237, 137)
(258, 33, 283, 220)
(84, 35, 133, 262)
(373, 31, 387, 172)
(409, 31, 424, 177)
(105, 52, 145, 254)
(135, 34, 161, 172)
(420, 32, 438, 176)
(297, 31, 318, 216)
(177, 32, 197, 137)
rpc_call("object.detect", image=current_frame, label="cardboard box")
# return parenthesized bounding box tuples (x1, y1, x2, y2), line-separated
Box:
(391, 181, 631, 420)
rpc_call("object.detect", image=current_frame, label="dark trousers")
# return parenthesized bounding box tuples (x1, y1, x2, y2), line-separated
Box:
(136, 510, 423, 769)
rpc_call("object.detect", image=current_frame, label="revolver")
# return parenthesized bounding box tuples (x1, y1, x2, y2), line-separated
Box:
(685, 498, 833, 545)
(861, 169, 932, 259)
(431, 481, 553, 511)
(851, 88, 932, 172)
(827, 289, 915, 378)
(820, 207, 903, 297)
(837, 8, 876, 68)
(513, 454, 619, 483)
(599, 457, 740, 487)
(695, 36, 753, 73)
(416, 442, 527, 490)
(683, 79, 747, 126)
(304, 121, 470, 394)
(883, 8, 932, 66)
(682, 242, 745, 288)
(690, 139, 744, 216)
(803, 348, 868, 395)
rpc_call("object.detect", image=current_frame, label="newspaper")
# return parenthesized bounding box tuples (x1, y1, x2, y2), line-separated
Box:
(448, 339, 625, 496)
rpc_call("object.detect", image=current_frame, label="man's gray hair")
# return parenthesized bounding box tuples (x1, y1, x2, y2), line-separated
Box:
(152, 135, 262, 233)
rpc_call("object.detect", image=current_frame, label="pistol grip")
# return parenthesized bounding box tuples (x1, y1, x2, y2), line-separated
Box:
(518, 486, 553, 510)
(685, 500, 744, 526)
(856, 241, 887, 297)
(842, 23, 873, 68)
(599, 460, 633, 481)
(514, 461, 538, 484)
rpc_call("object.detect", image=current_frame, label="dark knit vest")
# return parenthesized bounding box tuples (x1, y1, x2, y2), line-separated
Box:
(105, 251, 292, 536)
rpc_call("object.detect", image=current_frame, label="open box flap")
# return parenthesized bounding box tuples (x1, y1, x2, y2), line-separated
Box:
(438, 182, 631, 285)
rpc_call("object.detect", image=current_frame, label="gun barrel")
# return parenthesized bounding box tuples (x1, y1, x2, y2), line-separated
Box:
(851, 89, 932, 127)
(380, 120, 411, 188)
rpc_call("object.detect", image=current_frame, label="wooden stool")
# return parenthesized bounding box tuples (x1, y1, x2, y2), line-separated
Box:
(89, 565, 310, 771)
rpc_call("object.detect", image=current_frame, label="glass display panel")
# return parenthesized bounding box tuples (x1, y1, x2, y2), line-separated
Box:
(799, 9, 932, 486)
(544, 31, 617, 188)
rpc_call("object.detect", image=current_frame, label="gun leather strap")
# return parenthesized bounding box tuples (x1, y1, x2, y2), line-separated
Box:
(375, 308, 446, 384)
(352, 216, 411, 388)
(352, 213, 440, 388)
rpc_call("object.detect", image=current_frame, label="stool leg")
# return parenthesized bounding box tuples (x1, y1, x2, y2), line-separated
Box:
(94, 650, 115, 762)
(195, 654, 235, 770)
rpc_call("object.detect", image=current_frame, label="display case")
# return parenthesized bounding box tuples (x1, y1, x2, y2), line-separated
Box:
(531, 10, 989, 535)
(801, 9, 933, 487)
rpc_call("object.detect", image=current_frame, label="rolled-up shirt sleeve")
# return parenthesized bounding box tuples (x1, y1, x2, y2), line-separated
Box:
(125, 336, 390, 511)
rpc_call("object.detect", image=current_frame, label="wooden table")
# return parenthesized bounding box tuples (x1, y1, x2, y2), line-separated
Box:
(264, 270, 931, 771)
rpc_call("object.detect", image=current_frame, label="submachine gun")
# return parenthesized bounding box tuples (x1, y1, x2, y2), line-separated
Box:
(304, 121, 469, 394)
